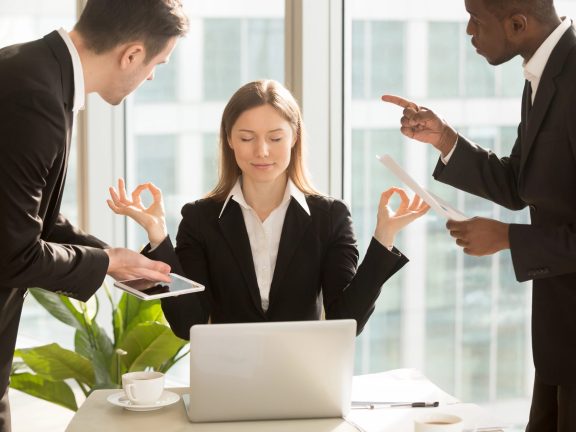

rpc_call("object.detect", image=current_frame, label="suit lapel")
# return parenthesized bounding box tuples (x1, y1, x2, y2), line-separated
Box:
(520, 26, 576, 171)
(218, 201, 264, 315)
(43, 31, 75, 112)
(521, 77, 556, 169)
(41, 31, 74, 232)
(268, 199, 311, 309)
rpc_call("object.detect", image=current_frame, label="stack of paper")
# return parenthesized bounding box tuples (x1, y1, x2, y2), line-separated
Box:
(347, 369, 507, 432)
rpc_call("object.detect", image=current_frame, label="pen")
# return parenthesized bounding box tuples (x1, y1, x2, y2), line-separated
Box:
(351, 401, 439, 409)
(391, 401, 439, 408)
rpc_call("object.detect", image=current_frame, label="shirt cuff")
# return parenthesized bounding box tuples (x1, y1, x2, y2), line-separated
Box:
(440, 135, 459, 164)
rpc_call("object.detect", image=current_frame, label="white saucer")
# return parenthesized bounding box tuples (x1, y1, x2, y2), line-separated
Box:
(107, 390, 180, 411)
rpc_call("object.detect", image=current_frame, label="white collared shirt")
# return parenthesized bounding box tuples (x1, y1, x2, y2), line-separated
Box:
(57, 28, 85, 113)
(220, 177, 310, 312)
(523, 17, 571, 103)
(443, 17, 572, 164)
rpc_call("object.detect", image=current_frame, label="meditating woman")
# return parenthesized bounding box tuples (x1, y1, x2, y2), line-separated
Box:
(107, 79, 429, 339)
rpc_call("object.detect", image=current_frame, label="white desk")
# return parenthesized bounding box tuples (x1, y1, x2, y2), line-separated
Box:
(65, 387, 357, 432)
(65, 370, 507, 432)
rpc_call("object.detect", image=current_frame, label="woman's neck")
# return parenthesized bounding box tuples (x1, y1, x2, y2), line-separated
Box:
(242, 174, 288, 222)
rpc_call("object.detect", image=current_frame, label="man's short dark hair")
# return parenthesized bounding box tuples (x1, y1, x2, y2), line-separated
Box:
(74, 0, 188, 62)
(483, 0, 555, 23)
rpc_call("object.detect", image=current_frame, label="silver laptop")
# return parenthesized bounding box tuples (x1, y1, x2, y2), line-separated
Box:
(183, 319, 356, 422)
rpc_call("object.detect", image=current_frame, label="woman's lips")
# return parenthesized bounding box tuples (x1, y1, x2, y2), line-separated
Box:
(252, 163, 275, 169)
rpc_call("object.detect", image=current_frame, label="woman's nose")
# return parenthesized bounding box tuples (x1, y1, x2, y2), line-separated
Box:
(254, 138, 269, 157)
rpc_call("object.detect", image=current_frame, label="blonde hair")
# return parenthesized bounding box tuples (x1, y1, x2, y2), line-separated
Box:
(205, 80, 321, 202)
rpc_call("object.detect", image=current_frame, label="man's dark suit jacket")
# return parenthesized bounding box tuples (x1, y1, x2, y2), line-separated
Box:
(0, 32, 109, 399)
(433, 26, 576, 385)
(145, 195, 408, 340)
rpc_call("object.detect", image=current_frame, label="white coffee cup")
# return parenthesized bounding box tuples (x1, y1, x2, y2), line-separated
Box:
(122, 371, 165, 405)
(414, 413, 463, 432)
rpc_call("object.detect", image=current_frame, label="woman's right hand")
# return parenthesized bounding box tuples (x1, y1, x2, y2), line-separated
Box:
(107, 178, 168, 246)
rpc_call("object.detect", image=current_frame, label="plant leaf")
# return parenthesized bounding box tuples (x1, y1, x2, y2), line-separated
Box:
(10, 373, 78, 411)
(28, 289, 87, 332)
(114, 293, 164, 345)
(117, 322, 188, 372)
(11, 361, 27, 375)
(74, 328, 92, 359)
(15, 344, 94, 387)
(74, 326, 114, 388)
(93, 324, 115, 387)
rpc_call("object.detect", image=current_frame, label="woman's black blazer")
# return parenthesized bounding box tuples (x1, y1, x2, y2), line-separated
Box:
(144, 195, 408, 339)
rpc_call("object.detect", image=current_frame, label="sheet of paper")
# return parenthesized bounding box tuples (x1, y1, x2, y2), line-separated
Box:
(347, 403, 508, 432)
(377, 154, 468, 221)
(351, 368, 458, 406)
(348, 369, 507, 432)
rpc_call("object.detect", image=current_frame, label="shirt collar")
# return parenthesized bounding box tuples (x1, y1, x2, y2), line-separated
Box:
(286, 179, 310, 215)
(57, 28, 85, 112)
(218, 177, 311, 218)
(523, 17, 571, 83)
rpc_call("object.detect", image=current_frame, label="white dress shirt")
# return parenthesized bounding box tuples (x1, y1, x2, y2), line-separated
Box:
(56, 28, 85, 113)
(442, 17, 572, 164)
(219, 177, 311, 312)
(523, 17, 571, 103)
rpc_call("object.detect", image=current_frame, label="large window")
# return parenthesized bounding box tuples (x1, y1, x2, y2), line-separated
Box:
(347, 0, 576, 427)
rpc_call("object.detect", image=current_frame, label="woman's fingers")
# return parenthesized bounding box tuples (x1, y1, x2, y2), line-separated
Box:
(148, 182, 164, 204)
(108, 186, 121, 205)
(408, 194, 422, 211)
(131, 183, 150, 207)
(110, 179, 157, 210)
(392, 188, 410, 213)
(106, 199, 120, 214)
(117, 178, 130, 204)
(378, 188, 396, 207)
(381, 189, 430, 218)
(106, 198, 131, 216)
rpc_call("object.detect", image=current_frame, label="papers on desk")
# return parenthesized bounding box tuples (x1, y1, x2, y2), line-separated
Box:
(351, 369, 458, 408)
(347, 369, 508, 432)
(377, 154, 468, 221)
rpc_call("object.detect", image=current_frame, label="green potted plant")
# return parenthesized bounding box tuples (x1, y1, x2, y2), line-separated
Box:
(10, 285, 188, 411)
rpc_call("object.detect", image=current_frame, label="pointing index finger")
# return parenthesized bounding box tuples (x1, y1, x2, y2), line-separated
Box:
(381, 94, 420, 111)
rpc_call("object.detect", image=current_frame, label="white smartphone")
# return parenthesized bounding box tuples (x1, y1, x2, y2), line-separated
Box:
(113, 273, 205, 300)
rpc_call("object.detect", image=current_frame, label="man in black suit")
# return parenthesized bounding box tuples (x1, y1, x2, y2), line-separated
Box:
(383, 0, 576, 429)
(0, 1, 188, 430)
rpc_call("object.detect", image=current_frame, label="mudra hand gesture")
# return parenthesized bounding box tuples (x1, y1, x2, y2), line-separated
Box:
(374, 187, 430, 248)
(107, 178, 168, 246)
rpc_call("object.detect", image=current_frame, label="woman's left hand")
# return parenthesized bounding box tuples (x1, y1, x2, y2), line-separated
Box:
(374, 187, 430, 248)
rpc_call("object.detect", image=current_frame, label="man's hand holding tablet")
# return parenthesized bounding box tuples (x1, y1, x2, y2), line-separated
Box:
(114, 273, 204, 301)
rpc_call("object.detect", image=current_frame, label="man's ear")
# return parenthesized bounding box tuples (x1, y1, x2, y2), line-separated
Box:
(119, 43, 146, 70)
(506, 13, 528, 38)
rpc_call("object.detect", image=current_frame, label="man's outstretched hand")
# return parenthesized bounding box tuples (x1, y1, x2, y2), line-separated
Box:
(381, 94, 458, 157)
(105, 248, 171, 282)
